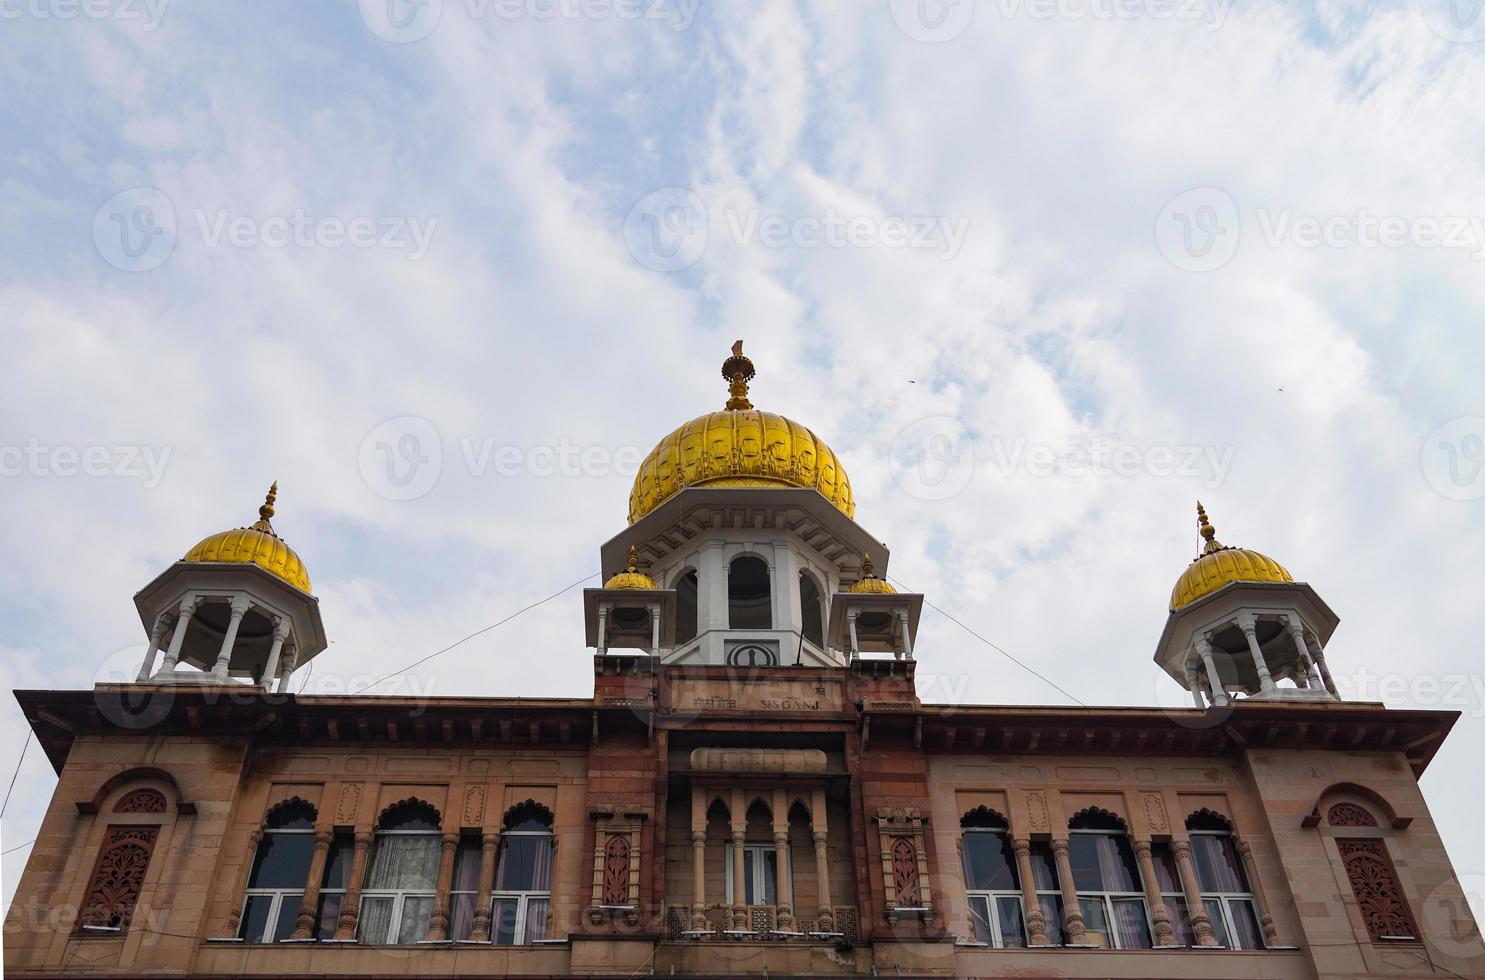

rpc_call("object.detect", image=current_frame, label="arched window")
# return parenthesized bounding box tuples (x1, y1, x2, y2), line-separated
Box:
(675, 569, 699, 645)
(959, 809, 1024, 947)
(492, 802, 554, 945)
(359, 800, 442, 944)
(80, 828, 159, 932)
(1068, 810, 1151, 949)
(1186, 811, 1265, 949)
(238, 799, 316, 943)
(728, 556, 772, 629)
(799, 571, 824, 649)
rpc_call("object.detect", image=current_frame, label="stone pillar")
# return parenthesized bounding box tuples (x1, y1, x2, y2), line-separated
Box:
(137, 614, 170, 681)
(159, 597, 201, 672)
(261, 618, 290, 688)
(810, 788, 833, 929)
(1050, 838, 1086, 944)
(276, 644, 299, 694)
(1171, 839, 1218, 946)
(1235, 612, 1276, 694)
(1235, 838, 1279, 946)
(772, 828, 791, 927)
(226, 829, 262, 936)
(1133, 839, 1175, 945)
(470, 829, 499, 941)
(334, 832, 373, 940)
(426, 831, 460, 940)
(702, 542, 728, 634)
(596, 604, 609, 656)
(212, 596, 253, 680)
(291, 827, 335, 939)
(731, 831, 747, 910)
(846, 611, 860, 661)
(1181, 659, 1205, 708)
(1012, 838, 1049, 946)
(1305, 633, 1337, 696)
(650, 604, 661, 657)
(898, 609, 914, 660)
(1193, 635, 1229, 706)
(772, 542, 800, 637)
(690, 788, 708, 929)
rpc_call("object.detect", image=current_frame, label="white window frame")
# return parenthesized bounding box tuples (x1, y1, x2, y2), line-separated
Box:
(489, 826, 554, 946)
(724, 842, 791, 906)
(1070, 829, 1152, 950)
(357, 827, 440, 944)
(239, 824, 313, 943)
(961, 829, 1026, 948)
(1189, 830, 1266, 950)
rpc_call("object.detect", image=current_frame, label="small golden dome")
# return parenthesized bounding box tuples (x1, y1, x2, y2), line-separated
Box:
(627, 342, 855, 524)
(1170, 502, 1291, 610)
(847, 554, 896, 594)
(604, 546, 657, 590)
(182, 483, 312, 593)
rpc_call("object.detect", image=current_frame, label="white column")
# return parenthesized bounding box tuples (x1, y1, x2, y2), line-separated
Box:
(898, 609, 914, 661)
(260, 618, 290, 687)
(650, 604, 661, 657)
(136, 614, 170, 681)
(1235, 612, 1276, 693)
(1306, 634, 1338, 697)
(275, 643, 299, 693)
(1194, 635, 1229, 706)
(1285, 617, 1325, 692)
(159, 597, 201, 672)
(702, 542, 728, 632)
(211, 596, 253, 680)
(1182, 659, 1206, 708)
(846, 611, 860, 661)
(772, 542, 800, 637)
(596, 604, 609, 656)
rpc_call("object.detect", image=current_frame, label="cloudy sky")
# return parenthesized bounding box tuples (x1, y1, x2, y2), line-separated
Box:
(3, 0, 1484, 918)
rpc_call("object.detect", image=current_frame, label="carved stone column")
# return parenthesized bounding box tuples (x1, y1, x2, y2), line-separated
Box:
(1171, 839, 1217, 946)
(212, 596, 253, 680)
(137, 614, 170, 681)
(1181, 660, 1206, 708)
(1235, 838, 1279, 946)
(1012, 838, 1049, 945)
(691, 832, 708, 929)
(731, 830, 747, 926)
(225, 829, 262, 936)
(1133, 840, 1175, 945)
(159, 597, 201, 672)
(810, 788, 833, 930)
(470, 829, 499, 941)
(260, 618, 290, 688)
(426, 831, 460, 940)
(291, 827, 334, 939)
(1305, 633, 1338, 696)
(1194, 635, 1229, 706)
(1050, 838, 1086, 944)
(1235, 612, 1276, 693)
(276, 643, 299, 694)
(333, 832, 373, 940)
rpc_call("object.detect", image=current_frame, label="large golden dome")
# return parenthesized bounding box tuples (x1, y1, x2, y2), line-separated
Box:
(182, 483, 312, 593)
(627, 343, 855, 525)
(1170, 502, 1291, 610)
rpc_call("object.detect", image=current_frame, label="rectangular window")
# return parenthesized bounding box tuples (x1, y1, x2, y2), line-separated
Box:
(238, 828, 314, 942)
(358, 832, 440, 944)
(1069, 832, 1151, 949)
(1028, 841, 1063, 945)
(725, 843, 788, 906)
(962, 831, 1025, 947)
(314, 832, 353, 940)
(490, 830, 554, 945)
(449, 835, 483, 941)
(1151, 842, 1192, 945)
(1190, 832, 1266, 949)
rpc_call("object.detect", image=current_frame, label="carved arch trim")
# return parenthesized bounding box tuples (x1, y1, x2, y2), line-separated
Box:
(501, 798, 554, 829)
(79, 766, 193, 816)
(1068, 805, 1128, 830)
(1185, 807, 1235, 831)
(377, 797, 443, 829)
(1301, 782, 1411, 830)
(959, 805, 1009, 829)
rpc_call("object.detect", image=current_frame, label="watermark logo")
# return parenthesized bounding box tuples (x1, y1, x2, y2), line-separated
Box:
(1421, 416, 1485, 501)
(1419, 872, 1485, 960)
(359, 0, 443, 42)
(986, 437, 1234, 487)
(1155, 186, 1241, 272)
(890, 416, 975, 501)
(92, 644, 175, 730)
(194, 209, 437, 260)
(359, 416, 443, 501)
(624, 187, 709, 272)
(0, 0, 169, 30)
(1418, 0, 1485, 44)
(889, 0, 975, 42)
(0, 439, 172, 488)
(93, 187, 176, 272)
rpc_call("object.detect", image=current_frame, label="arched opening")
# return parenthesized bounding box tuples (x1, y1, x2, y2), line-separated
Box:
(360, 800, 442, 944)
(238, 799, 318, 942)
(799, 571, 824, 648)
(1068, 809, 1150, 949)
(1184, 811, 1264, 948)
(959, 808, 1024, 947)
(728, 556, 772, 630)
(675, 569, 699, 645)
(492, 801, 554, 944)
(728, 801, 783, 906)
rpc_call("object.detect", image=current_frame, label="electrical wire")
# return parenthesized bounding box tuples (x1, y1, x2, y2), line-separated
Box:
(1, 729, 33, 819)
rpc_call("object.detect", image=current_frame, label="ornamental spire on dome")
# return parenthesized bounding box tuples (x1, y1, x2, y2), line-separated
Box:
(1196, 500, 1227, 556)
(721, 339, 755, 410)
(250, 482, 279, 536)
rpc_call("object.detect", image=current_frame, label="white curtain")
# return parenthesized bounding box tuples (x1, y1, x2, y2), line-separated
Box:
(366, 834, 440, 890)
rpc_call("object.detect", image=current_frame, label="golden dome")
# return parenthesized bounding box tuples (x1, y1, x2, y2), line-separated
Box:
(182, 483, 312, 593)
(604, 546, 658, 590)
(1170, 502, 1291, 610)
(848, 554, 896, 594)
(627, 342, 855, 525)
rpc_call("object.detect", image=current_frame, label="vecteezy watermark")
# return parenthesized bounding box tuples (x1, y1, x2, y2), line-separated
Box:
(1419, 872, 1485, 961)
(986, 438, 1234, 487)
(358, 0, 698, 43)
(1333, 665, 1485, 715)
(1421, 416, 1485, 501)
(889, 0, 1225, 42)
(0, 439, 172, 488)
(1417, 0, 1485, 44)
(0, 0, 169, 29)
(93, 187, 438, 272)
(359, 416, 443, 501)
(623, 187, 970, 273)
(888, 0, 976, 42)
(890, 416, 975, 501)
(1155, 187, 1241, 272)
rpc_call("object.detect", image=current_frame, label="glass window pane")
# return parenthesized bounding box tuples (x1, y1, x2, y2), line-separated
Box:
(799, 573, 824, 647)
(315, 893, 342, 940)
(995, 896, 1026, 948)
(759, 850, 778, 905)
(396, 895, 433, 944)
(1163, 895, 1193, 945)
(742, 849, 755, 904)
(1151, 843, 1182, 893)
(1105, 836, 1141, 892)
(1038, 894, 1064, 945)
(452, 836, 483, 892)
(523, 898, 549, 943)
(271, 894, 301, 942)
(492, 898, 519, 945)
(1203, 898, 1231, 948)
(321, 834, 353, 889)
(1226, 898, 1265, 949)
(1191, 834, 1249, 893)
(963, 833, 1017, 891)
(357, 895, 394, 944)
(495, 836, 552, 891)
(1112, 897, 1152, 949)
(248, 833, 315, 889)
(1029, 843, 1059, 891)
(966, 895, 993, 944)
(449, 893, 476, 941)
(1080, 898, 1110, 948)
(1069, 836, 1102, 892)
(366, 834, 441, 890)
(239, 895, 272, 942)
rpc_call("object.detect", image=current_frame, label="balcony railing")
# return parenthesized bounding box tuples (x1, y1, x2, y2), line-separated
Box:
(666, 905, 859, 944)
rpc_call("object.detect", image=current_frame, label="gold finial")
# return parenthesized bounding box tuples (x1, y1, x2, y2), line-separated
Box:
(251, 482, 279, 534)
(861, 553, 876, 579)
(1196, 500, 1225, 555)
(721, 339, 756, 411)
(626, 544, 640, 574)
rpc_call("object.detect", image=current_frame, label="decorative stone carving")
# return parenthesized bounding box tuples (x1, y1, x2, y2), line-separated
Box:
(688, 747, 827, 772)
(335, 783, 362, 824)
(1328, 802, 1378, 828)
(1338, 839, 1417, 941)
(1026, 791, 1049, 832)
(462, 785, 485, 827)
(114, 789, 167, 814)
(81, 827, 159, 929)
(890, 838, 920, 906)
(1142, 793, 1169, 833)
(602, 835, 631, 906)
